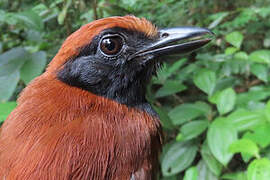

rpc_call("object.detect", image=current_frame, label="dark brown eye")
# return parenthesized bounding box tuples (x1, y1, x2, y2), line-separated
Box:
(100, 36, 123, 55)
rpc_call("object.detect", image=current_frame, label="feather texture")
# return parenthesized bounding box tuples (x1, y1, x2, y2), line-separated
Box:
(0, 74, 162, 179)
(0, 16, 162, 179)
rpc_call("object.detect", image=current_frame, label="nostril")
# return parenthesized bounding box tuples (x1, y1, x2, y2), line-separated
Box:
(161, 32, 169, 38)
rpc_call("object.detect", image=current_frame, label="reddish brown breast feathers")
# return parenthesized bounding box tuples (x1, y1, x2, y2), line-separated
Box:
(0, 74, 162, 179)
(0, 15, 162, 179)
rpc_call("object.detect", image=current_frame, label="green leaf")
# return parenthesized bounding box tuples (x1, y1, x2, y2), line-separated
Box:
(234, 51, 248, 60)
(213, 54, 229, 62)
(249, 50, 270, 65)
(257, 7, 270, 18)
(152, 105, 174, 130)
(209, 91, 222, 104)
(193, 69, 216, 96)
(13, 10, 44, 31)
(225, 47, 238, 55)
(226, 109, 265, 132)
(161, 176, 178, 180)
(20, 51, 47, 84)
(237, 87, 270, 107)
(26, 30, 42, 42)
(207, 118, 237, 166)
(265, 100, 270, 122)
(0, 42, 2, 53)
(178, 64, 198, 81)
(222, 172, 247, 180)
(176, 133, 183, 141)
(197, 160, 218, 180)
(247, 158, 270, 180)
(180, 120, 208, 141)
(0, 48, 30, 102)
(225, 31, 244, 48)
(167, 58, 187, 72)
(251, 64, 268, 82)
(247, 101, 265, 111)
(213, 77, 236, 95)
(160, 141, 175, 163)
(229, 139, 259, 158)
(201, 142, 223, 176)
(243, 123, 270, 148)
(155, 80, 186, 98)
(162, 141, 198, 176)
(57, 0, 72, 25)
(155, 58, 187, 84)
(208, 12, 229, 29)
(0, 71, 20, 102)
(169, 102, 211, 125)
(221, 58, 248, 75)
(264, 38, 270, 48)
(0, 102, 16, 122)
(216, 88, 236, 115)
(184, 167, 198, 180)
(0, 47, 30, 76)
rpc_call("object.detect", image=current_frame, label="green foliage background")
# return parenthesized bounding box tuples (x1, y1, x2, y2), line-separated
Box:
(1, 0, 270, 179)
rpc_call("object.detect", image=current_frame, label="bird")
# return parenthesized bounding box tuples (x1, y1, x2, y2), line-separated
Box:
(0, 16, 213, 179)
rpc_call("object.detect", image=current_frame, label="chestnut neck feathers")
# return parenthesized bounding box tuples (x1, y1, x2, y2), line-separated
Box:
(0, 16, 163, 179)
(0, 74, 162, 179)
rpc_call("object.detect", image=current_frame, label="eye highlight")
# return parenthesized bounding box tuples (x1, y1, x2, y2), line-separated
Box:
(100, 36, 123, 55)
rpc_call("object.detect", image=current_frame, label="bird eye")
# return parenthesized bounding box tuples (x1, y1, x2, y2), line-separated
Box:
(100, 36, 123, 55)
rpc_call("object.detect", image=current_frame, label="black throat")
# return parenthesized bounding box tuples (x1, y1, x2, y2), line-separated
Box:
(57, 58, 155, 107)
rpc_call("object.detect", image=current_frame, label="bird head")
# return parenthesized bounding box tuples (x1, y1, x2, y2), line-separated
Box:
(48, 16, 213, 107)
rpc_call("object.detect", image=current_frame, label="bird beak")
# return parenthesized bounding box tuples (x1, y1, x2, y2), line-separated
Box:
(129, 27, 214, 60)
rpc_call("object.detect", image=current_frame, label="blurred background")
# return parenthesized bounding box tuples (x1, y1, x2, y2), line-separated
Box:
(1, 0, 270, 179)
